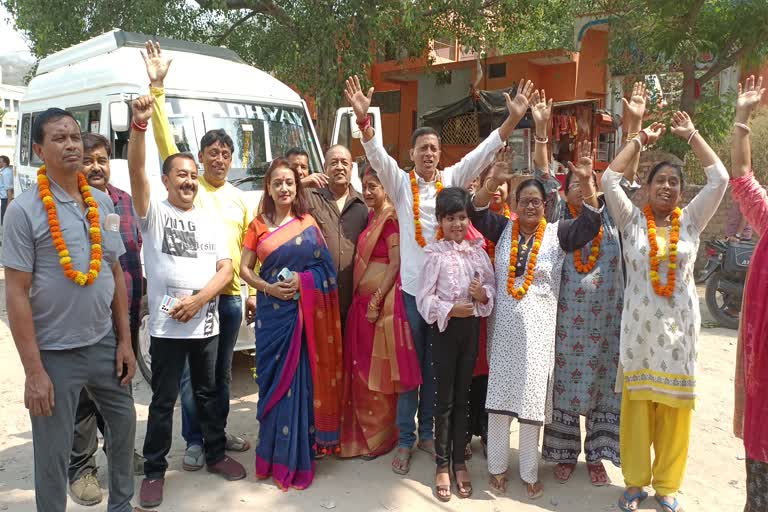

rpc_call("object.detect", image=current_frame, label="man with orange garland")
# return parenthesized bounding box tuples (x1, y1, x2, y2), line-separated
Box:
(2, 108, 143, 512)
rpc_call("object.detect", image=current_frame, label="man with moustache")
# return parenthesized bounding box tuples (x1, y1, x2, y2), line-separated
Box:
(286, 147, 311, 179)
(2, 108, 141, 511)
(304, 144, 369, 328)
(68, 133, 144, 506)
(143, 40, 254, 472)
(127, 96, 245, 508)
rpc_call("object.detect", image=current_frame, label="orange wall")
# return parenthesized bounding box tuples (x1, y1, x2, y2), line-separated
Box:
(576, 29, 609, 103)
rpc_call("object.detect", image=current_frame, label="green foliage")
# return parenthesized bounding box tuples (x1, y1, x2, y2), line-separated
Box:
(1, 0, 584, 144)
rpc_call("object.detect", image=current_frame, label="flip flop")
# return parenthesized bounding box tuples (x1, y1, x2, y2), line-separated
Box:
(587, 462, 611, 486)
(618, 489, 649, 512)
(656, 495, 684, 512)
(391, 447, 411, 475)
(525, 481, 544, 500)
(488, 473, 507, 495)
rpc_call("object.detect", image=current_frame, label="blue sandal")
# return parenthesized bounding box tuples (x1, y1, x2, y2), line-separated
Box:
(656, 495, 683, 512)
(618, 489, 648, 511)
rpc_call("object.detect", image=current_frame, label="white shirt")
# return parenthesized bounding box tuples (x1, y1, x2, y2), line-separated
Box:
(361, 129, 504, 295)
(140, 198, 230, 339)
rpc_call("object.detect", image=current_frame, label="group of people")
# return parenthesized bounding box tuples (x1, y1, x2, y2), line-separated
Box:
(3, 35, 766, 512)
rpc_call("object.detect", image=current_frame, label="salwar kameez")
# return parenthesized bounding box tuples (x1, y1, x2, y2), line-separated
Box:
(601, 162, 728, 496)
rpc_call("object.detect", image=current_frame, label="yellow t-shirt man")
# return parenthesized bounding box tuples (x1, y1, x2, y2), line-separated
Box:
(150, 86, 255, 297)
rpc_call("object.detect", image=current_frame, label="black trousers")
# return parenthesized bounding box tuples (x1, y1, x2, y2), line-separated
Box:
(1, 198, 7, 225)
(432, 316, 479, 468)
(466, 375, 488, 445)
(143, 335, 225, 478)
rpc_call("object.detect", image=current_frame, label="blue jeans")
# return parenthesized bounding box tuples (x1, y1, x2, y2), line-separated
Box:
(180, 295, 242, 447)
(396, 291, 436, 449)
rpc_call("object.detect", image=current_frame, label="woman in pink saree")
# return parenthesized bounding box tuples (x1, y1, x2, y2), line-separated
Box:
(340, 169, 422, 458)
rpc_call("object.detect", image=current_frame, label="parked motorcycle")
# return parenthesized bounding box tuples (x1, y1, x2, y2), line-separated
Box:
(696, 238, 754, 329)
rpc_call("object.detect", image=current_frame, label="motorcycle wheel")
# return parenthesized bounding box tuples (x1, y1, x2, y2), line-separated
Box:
(704, 271, 740, 330)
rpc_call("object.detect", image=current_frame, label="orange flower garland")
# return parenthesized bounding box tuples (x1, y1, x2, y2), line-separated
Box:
(644, 204, 681, 297)
(567, 203, 602, 273)
(411, 171, 443, 246)
(37, 165, 103, 286)
(507, 217, 547, 300)
(486, 203, 511, 265)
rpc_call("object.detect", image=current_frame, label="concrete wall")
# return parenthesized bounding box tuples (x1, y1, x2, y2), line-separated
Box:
(416, 67, 473, 124)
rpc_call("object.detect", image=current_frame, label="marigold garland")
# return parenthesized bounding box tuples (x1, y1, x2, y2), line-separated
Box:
(644, 204, 681, 297)
(507, 217, 547, 300)
(486, 203, 511, 265)
(411, 171, 443, 246)
(37, 165, 103, 286)
(567, 203, 602, 273)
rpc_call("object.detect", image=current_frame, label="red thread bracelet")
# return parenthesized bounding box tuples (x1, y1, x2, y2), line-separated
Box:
(131, 120, 148, 132)
(356, 116, 371, 131)
(639, 130, 649, 146)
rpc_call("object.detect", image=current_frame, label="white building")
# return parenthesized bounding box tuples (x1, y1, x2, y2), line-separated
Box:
(0, 75, 27, 166)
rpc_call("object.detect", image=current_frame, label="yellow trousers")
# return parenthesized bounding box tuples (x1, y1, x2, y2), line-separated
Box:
(620, 384, 693, 496)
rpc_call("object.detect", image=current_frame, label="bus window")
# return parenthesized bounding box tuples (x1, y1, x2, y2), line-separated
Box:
(67, 105, 101, 134)
(19, 114, 31, 165)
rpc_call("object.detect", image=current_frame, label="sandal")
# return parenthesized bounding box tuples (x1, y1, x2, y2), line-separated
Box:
(656, 495, 684, 512)
(417, 439, 436, 458)
(587, 462, 610, 487)
(488, 473, 507, 494)
(391, 447, 411, 475)
(434, 466, 451, 502)
(452, 464, 473, 499)
(554, 462, 576, 483)
(618, 488, 649, 511)
(464, 443, 473, 461)
(525, 481, 544, 500)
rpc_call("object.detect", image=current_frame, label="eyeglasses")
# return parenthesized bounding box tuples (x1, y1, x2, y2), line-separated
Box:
(518, 198, 544, 208)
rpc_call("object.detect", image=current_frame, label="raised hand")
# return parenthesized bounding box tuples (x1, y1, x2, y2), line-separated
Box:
(504, 78, 535, 120)
(488, 146, 515, 182)
(566, 141, 593, 180)
(642, 121, 666, 145)
(670, 111, 696, 140)
(141, 40, 173, 88)
(344, 75, 374, 122)
(131, 95, 154, 125)
(736, 75, 765, 121)
(531, 89, 553, 127)
(622, 81, 647, 128)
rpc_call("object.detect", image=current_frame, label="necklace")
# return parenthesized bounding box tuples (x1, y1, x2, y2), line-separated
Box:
(37, 165, 103, 286)
(507, 217, 546, 300)
(411, 171, 443, 246)
(567, 203, 603, 273)
(644, 204, 681, 297)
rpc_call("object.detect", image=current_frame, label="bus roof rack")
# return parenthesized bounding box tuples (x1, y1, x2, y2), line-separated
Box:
(37, 29, 245, 75)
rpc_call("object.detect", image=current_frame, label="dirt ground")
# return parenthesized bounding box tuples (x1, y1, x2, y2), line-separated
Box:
(0, 268, 747, 512)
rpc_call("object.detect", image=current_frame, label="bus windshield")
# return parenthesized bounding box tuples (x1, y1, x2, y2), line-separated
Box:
(163, 97, 321, 190)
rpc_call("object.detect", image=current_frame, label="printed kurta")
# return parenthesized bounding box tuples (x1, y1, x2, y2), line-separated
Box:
(601, 163, 728, 409)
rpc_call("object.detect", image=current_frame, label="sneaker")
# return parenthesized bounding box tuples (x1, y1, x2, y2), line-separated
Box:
(182, 444, 204, 471)
(225, 432, 251, 452)
(207, 456, 246, 481)
(69, 472, 103, 506)
(133, 451, 145, 476)
(139, 478, 164, 508)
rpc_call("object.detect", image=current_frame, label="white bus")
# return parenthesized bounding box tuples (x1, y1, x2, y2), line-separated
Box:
(15, 30, 379, 380)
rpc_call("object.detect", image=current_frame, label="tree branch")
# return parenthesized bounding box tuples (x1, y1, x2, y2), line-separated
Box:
(212, 11, 257, 44)
(197, 0, 293, 26)
(680, 0, 705, 32)
(697, 44, 755, 86)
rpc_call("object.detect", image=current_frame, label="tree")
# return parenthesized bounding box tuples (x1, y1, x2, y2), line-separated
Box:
(601, 0, 768, 119)
(2, 0, 585, 145)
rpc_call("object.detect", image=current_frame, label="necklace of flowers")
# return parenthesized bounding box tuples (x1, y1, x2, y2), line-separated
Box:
(507, 217, 546, 300)
(411, 170, 443, 247)
(644, 204, 680, 297)
(567, 203, 603, 273)
(38, 165, 103, 286)
(486, 203, 511, 265)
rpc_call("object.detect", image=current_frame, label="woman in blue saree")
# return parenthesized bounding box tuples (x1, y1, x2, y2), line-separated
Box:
(240, 158, 343, 490)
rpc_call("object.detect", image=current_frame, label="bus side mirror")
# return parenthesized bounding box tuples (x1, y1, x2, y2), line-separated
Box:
(110, 102, 131, 132)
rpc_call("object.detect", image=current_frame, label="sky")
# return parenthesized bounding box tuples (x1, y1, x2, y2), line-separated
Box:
(1, 4, 33, 58)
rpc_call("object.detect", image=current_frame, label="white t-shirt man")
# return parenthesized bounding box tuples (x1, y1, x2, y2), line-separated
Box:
(140, 198, 229, 339)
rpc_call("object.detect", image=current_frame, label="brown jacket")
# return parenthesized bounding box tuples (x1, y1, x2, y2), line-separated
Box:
(305, 186, 369, 322)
